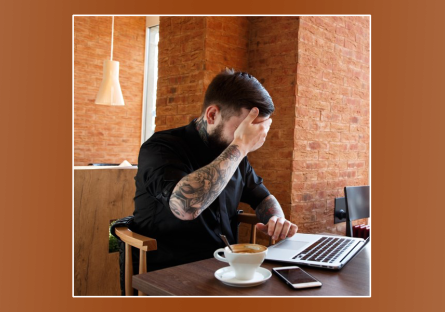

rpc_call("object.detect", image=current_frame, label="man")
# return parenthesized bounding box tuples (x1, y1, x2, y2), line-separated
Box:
(132, 70, 298, 271)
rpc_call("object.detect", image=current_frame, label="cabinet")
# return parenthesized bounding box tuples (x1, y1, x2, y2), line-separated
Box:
(74, 167, 137, 296)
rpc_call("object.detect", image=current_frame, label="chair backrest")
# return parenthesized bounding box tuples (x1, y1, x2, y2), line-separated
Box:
(344, 186, 370, 237)
(114, 227, 157, 296)
(114, 227, 157, 251)
(237, 212, 275, 246)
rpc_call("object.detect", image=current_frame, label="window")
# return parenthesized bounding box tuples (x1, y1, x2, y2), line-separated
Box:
(141, 25, 159, 143)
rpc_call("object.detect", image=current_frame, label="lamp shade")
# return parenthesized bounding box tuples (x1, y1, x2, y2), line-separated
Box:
(95, 60, 125, 106)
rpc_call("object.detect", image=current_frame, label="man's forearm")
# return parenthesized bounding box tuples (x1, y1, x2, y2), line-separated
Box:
(255, 195, 285, 224)
(169, 144, 245, 220)
(255, 195, 298, 240)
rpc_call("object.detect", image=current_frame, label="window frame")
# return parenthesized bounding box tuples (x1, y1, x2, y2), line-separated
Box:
(141, 25, 159, 144)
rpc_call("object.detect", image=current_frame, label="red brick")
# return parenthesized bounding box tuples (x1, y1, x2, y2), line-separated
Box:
(316, 122, 330, 131)
(338, 151, 358, 160)
(327, 161, 348, 170)
(318, 131, 341, 142)
(319, 151, 340, 160)
(348, 161, 365, 169)
(321, 112, 341, 122)
(308, 141, 328, 150)
(330, 122, 349, 132)
(295, 107, 321, 120)
(339, 170, 357, 179)
(341, 133, 359, 142)
(329, 142, 348, 151)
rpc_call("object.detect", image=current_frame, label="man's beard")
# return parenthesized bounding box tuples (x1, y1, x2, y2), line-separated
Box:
(207, 123, 230, 154)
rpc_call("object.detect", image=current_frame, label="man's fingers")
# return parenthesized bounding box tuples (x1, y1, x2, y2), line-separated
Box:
(266, 216, 277, 236)
(242, 107, 259, 124)
(267, 217, 287, 239)
(270, 218, 298, 239)
(264, 118, 272, 133)
(272, 218, 285, 241)
(254, 117, 272, 130)
(261, 217, 298, 241)
(280, 221, 291, 240)
(263, 118, 272, 128)
(287, 223, 298, 238)
(256, 223, 268, 234)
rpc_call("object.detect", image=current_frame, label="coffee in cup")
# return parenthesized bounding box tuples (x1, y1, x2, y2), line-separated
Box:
(213, 243, 268, 280)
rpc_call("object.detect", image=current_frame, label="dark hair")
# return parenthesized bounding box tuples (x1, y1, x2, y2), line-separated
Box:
(202, 69, 274, 119)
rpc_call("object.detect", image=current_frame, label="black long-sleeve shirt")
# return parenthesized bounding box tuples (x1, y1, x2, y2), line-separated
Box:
(131, 120, 270, 271)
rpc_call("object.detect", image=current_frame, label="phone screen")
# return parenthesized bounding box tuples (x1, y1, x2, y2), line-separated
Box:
(276, 268, 318, 284)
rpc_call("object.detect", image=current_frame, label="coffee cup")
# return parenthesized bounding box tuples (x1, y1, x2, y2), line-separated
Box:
(213, 243, 268, 280)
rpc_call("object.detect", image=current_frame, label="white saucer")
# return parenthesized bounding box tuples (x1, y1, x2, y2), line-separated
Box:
(214, 266, 272, 287)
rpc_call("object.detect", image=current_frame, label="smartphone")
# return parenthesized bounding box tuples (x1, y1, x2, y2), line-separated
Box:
(273, 266, 322, 289)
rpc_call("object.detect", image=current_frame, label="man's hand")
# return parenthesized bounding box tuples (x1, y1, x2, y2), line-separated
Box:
(232, 107, 272, 155)
(256, 217, 298, 241)
(255, 195, 298, 241)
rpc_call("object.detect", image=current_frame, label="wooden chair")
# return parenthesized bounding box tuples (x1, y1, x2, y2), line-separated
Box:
(238, 212, 276, 246)
(114, 227, 157, 296)
(114, 212, 265, 296)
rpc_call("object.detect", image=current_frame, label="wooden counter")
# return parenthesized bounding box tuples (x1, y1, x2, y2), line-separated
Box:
(74, 167, 137, 296)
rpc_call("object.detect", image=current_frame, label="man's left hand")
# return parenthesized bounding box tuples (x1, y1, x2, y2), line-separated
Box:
(256, 216, 298, 241)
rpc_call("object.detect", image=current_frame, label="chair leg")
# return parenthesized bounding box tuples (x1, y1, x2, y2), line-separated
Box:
(138, 250, 147, 296)
(250, 224, 256, 244)
(124, 243, 133, 296)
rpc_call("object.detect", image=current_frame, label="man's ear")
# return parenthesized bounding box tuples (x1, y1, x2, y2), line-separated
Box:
(205, 105, 220, 125)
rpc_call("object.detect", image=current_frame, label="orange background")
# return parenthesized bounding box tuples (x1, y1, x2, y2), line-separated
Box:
(1, 0, 445, 311)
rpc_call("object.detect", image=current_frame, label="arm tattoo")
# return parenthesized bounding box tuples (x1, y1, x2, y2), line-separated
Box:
(255, 195, 285, 224)
(169, 145, 242, 220)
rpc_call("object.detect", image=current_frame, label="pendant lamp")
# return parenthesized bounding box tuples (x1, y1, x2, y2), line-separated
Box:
(95, 16, 125, 106)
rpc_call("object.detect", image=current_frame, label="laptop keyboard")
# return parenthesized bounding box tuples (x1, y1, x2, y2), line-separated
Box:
(293, 237, 355, 263)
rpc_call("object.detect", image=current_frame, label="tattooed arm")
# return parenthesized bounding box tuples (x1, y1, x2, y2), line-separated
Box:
(255, 195, 298, 240)
(169, 144, 245, 220)
(169, 107, 272, 220)
(255, 195, 285, 223)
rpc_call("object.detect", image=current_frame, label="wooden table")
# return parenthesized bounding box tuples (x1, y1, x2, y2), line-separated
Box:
(132, 244, 370, 296)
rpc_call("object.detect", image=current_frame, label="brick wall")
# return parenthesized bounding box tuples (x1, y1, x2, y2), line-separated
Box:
(204, 17, 250, 86)
(155, 17, 206, 132)
(293, 16, 370, 234)
(156, 16, 250, 132)
(74, 16, 146, 165)
(241, 17, 300, 243)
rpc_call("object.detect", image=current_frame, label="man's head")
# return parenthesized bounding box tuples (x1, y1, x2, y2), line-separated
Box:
(198, 69, 274, 152)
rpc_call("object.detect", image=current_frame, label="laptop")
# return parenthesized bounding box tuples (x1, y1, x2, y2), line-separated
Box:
(265, 184, 370, 269)
(265, 233, 369, 269)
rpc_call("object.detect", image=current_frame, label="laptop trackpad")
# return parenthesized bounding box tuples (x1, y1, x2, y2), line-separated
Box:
(275, 240, 309, 251)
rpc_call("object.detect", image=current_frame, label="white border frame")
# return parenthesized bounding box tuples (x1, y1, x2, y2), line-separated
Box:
(72, 14, 371, 299)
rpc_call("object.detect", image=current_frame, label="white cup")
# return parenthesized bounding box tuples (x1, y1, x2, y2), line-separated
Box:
(213, 243, 268, 280)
